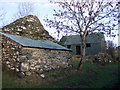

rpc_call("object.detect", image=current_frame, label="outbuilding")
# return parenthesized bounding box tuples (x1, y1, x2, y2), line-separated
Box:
(0, 32, 71, 77)
(60, 32, 106, 55)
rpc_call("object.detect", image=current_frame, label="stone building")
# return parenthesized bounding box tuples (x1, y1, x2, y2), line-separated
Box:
(60, 32, 106, 55)
(0, 32, 71, 77)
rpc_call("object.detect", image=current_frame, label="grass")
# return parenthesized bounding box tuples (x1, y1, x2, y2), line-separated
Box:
(44, 61, 119, 88)
(2, 60, 120, 88)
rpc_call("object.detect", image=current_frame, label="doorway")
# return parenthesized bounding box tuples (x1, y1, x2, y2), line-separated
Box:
(76, 45, 81, 55)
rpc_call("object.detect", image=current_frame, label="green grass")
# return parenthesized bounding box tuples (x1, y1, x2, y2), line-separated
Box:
(2, 60, 120, 88)
(43, 62, 119, 88)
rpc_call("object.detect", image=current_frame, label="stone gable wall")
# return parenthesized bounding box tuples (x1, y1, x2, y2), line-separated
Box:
(1, 35, 72, 77)
(2, 15, 56, 43)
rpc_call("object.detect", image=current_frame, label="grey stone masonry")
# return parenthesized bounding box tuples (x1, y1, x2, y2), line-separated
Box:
(1, 35, 72, 77)
(1, 15, 56, 43)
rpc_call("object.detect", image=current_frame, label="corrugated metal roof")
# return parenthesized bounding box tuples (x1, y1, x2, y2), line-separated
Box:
(62, 32, 105, 45)
(64, 35, 81, 45)
(0, 32, 71, 51)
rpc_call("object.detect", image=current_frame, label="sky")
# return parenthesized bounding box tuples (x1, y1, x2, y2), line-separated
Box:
(0, 0, 57, 25)
(0, 0, 59, 38)
(0, 0, 119, 46)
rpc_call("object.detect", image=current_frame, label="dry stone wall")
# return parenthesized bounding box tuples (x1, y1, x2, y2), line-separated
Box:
(1, 35, 72, 77)
(2, 15, 56, 42)
(2, 35, 22, 72)
(20, 47, 72, 76)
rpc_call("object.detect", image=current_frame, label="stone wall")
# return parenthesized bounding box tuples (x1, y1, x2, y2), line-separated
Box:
(1, 35, 72, 77)
(2, 15, 56, 43)
(2, 35, 22, 72)
(20, 47, 71, 76)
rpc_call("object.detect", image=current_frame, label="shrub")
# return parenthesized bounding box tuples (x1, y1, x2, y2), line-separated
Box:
(93, 53, 112, 65)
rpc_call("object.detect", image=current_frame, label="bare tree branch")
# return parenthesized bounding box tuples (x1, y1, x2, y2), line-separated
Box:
(44, 0, 118, 70)
(14, 2, 34, 20)
(0, 7, 6, 28)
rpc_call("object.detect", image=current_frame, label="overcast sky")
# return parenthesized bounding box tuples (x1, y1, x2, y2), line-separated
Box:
(0, 0, 56, 27)
(0, 0, 59, 38)
(0, 0, 119, 45)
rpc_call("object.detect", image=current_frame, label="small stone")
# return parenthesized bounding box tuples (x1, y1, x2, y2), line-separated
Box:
(30, 67, 35, 70)
(35, 65, 40, 69)
(25, 72, 31, 76)
(40, 69, 43, 72)
(20, 63, 29, 71)
(44, 65, 47, 68)
(43, 60, 46, 64)
(11, 67, 15, 70)
(40, 74, 45, 78)
(6, 61, 10, 64)
(16, 68, 19, 72)
(18, 28, 22, 31)
(17, 72, 25, 78)
(38, 59, 41, 63)
(7, 65, 11, 68)
(22, 26, 26, 29)
(30, 64, 35, 67)
(63, 62, 66, 64)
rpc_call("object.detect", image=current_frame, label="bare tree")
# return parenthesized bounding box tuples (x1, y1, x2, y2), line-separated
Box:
(14, 2, 34, 20)
(106, 40, 116, 58)
(0, 7, 6, 28)
(44, 0, 118, 70)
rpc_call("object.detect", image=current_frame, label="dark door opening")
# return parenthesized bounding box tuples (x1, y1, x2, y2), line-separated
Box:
(86, 43, 91, 47)
(76, 45, 81, 55)
(67, 45, 71, 49)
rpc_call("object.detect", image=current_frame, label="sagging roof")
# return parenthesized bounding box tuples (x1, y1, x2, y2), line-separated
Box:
(60, 32, 105, 45)
(0, 32, 71, 51)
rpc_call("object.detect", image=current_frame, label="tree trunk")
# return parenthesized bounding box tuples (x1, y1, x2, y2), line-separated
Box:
(77, 58, 83, 71)
(77, 40, 86, 71)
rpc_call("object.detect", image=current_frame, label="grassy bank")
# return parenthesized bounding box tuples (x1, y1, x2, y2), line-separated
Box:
(2, 61, 120, 88)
